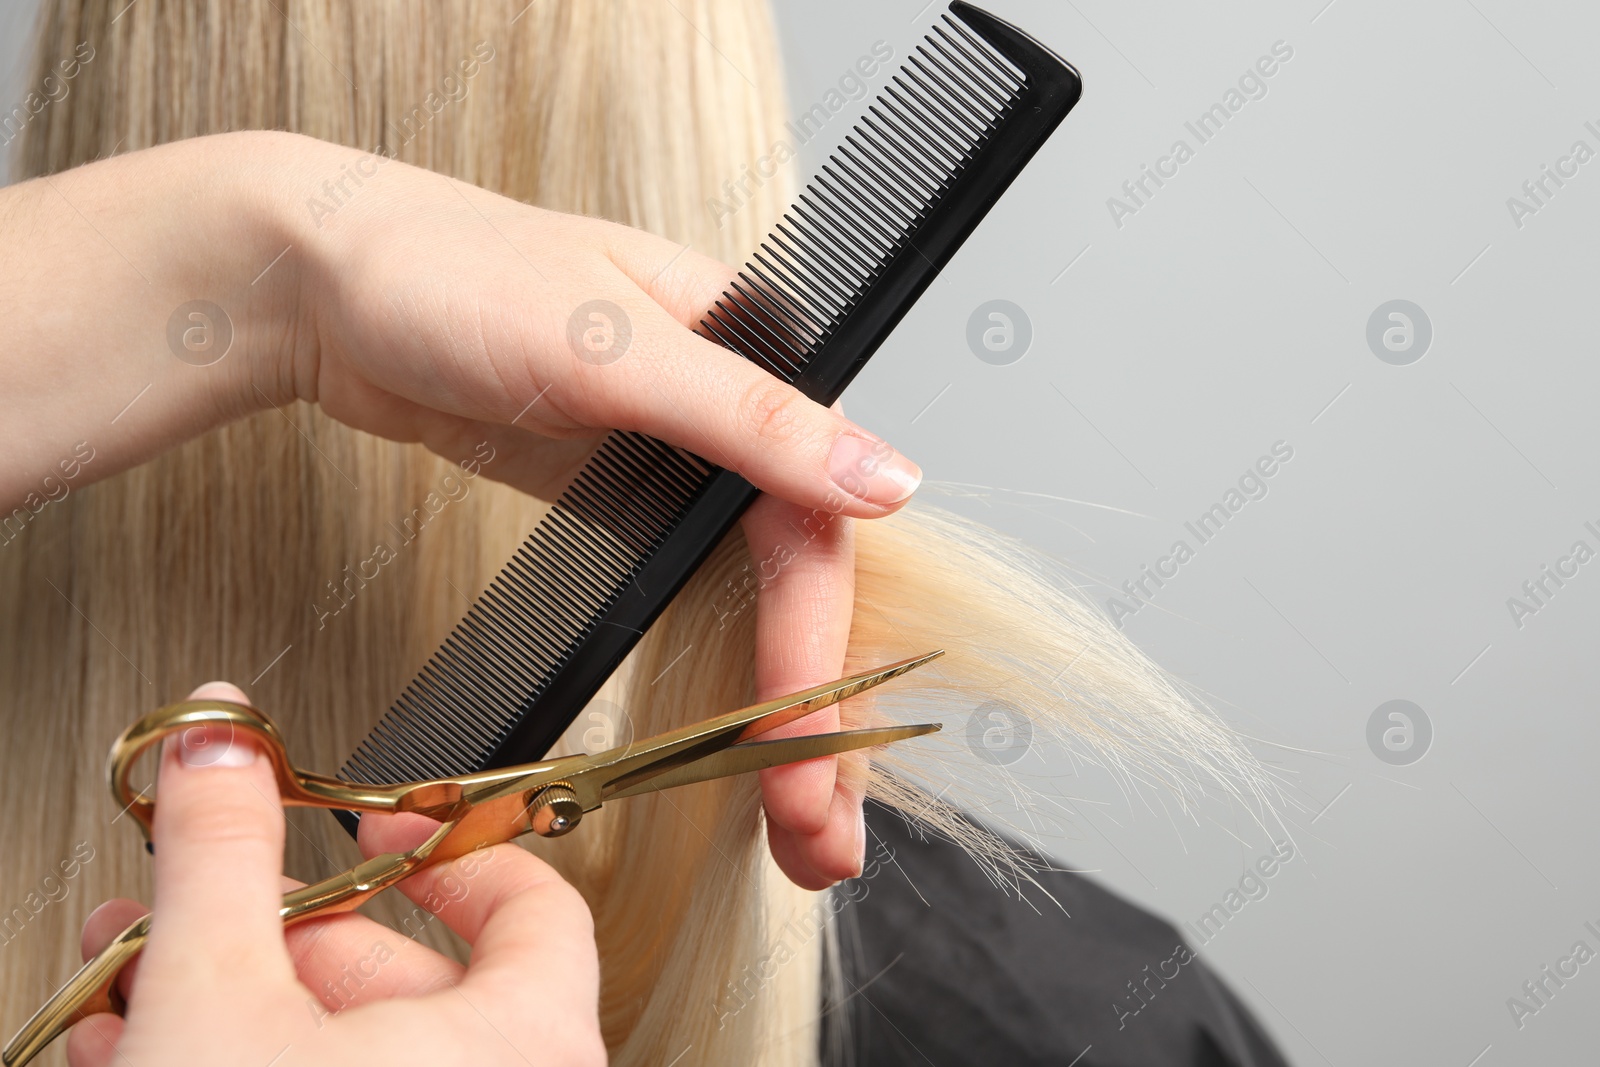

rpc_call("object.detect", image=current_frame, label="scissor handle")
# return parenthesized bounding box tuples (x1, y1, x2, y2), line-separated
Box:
(5, 702, 481, 1067)
(1, 810, 471, 1067)
(1, 913, 146, 1066)
(108, 700, 411, 842)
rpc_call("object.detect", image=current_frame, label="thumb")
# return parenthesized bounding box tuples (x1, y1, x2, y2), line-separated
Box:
(139, 682, 294, 990)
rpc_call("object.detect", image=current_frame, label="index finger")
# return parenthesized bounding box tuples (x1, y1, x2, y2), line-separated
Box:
(574, 222, 925, 518)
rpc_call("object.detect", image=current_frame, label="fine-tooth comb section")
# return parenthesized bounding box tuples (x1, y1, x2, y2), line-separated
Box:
(338, 2, 1081, 801)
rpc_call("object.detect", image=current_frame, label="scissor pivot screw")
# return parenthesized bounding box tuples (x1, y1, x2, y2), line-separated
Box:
(529, 784, 583, 837)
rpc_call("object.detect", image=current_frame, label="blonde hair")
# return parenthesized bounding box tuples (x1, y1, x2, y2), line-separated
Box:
(1, 3, 1267, 1065)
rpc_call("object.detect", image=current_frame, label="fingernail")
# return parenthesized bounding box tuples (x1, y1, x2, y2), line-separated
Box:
(828, 433, 922, 506)
(172, 724, 257, 768)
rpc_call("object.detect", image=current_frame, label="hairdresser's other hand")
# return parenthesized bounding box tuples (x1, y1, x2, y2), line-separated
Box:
(2, 130, 921, 519)
(282, 134, 921, 514)
(68, 683, 604, 1067)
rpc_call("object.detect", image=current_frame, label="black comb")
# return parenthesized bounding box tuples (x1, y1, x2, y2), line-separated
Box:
(336, 2, 1081, 820)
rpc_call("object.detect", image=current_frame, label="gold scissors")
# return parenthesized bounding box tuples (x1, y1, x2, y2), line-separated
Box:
(3, 650, 944, 1066)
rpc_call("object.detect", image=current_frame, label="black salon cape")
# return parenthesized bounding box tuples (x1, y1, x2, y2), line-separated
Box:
(820, 802, 1291, 1067)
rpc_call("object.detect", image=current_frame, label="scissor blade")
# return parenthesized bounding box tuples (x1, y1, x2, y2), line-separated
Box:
(603, 723, 942, 801)
(588, 650, 945, 798)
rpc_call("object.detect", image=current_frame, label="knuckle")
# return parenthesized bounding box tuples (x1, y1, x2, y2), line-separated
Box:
(165, 792, 277, 852)
(739, 378, 813, 451)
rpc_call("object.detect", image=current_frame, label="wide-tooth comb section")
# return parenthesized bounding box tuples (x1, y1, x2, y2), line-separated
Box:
(339, 2, 1081, 796)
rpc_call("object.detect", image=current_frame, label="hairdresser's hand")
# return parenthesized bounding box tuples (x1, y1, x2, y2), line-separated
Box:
(289, 135, 922, 515)
(69, 683, 604, 1067)
(1, 130, 912, 888)
(2, 129, 921, 515)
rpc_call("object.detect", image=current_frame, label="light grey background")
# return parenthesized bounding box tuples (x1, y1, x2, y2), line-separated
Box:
(5, 0, 1598, 1062)
(776, 1, 1600, 1064)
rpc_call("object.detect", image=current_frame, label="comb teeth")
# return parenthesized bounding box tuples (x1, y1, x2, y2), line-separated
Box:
(341, 3, 1079, 789)
(704, 17, 1028, 383)
(343, 434, 713, 784)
